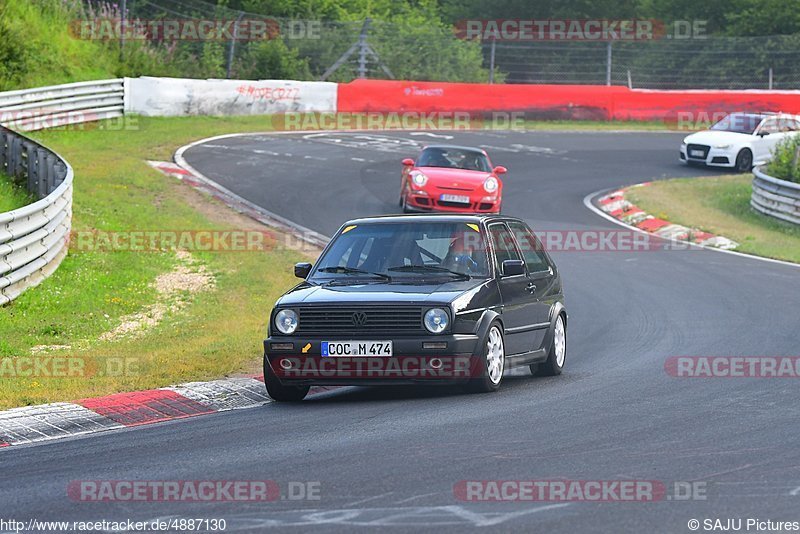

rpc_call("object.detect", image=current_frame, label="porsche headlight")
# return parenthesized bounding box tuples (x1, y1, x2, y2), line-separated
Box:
(411, 171, 428, 187)
(274, 309, 299, 334)
(424, 308, 449, 334)
(483, 176, 499, 193)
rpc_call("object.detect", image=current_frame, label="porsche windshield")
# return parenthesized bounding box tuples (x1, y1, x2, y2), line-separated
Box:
(416, 147, 492, 172)
(312, 222, 491, 280)
(710, 114, 765, 134)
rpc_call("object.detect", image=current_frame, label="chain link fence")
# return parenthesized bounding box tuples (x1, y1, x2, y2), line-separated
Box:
(84, 0, 800, 89)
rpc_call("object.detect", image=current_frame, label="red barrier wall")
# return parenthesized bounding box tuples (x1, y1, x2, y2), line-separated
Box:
(338, 79, 800, 123)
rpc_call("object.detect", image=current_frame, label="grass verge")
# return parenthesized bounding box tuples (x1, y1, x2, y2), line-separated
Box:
(626, 174, 800, 263)
(0, 173, 32, 212)
(0, 115, 313, 409)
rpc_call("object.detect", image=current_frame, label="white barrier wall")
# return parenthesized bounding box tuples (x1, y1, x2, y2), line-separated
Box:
(125, 77, 338, 116)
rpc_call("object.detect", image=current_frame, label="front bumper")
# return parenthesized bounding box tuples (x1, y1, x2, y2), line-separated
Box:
(264, 334, 482, 385)
(406, 191, 501, 213)
(680, 146, 735, 168)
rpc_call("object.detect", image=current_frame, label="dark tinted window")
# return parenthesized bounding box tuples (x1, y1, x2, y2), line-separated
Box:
(313, 222, 490, 278)
(488, 223, 521, 270)
(508, 222, 550, 273)
(416, 147, 491, 172)
(710, 114, 764, 135)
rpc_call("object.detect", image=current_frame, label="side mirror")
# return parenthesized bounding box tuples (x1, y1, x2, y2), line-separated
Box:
(757, 131, 770, 137)
(402, 158, 415, 166)
(294, 262, 312, 279)
(501, 259, 525, 277)
(493, 165, 508, 175)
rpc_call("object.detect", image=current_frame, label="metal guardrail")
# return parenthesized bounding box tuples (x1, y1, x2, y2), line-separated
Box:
(0, 79, 124, 132)
(751, 166, 800, 226)
(0, 79, 124, 304)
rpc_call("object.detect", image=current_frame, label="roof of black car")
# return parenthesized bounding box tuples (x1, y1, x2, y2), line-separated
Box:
(343, 214, 521, 226)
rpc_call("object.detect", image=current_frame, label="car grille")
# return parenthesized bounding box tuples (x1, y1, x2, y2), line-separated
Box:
(437, 200, 474, 208)
(437, 185, 474, 192)
(297, 306, 424, 334)
(686, 144, 710, 160)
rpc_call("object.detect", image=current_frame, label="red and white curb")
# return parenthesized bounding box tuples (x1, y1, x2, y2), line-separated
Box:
(596, 185, 739, 250)
(0, 377, 335, 448)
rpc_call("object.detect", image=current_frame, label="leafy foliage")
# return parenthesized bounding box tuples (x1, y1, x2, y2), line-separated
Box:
(766, 136, 800, 183)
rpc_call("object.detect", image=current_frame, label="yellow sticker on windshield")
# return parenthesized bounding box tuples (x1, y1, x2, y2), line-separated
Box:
(466, 223, 480, 232)
(342, 225, 357, 234)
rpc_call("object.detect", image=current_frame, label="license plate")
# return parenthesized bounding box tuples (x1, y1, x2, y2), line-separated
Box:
(322, 341, 393, 357)
(689, 149, 704, 157)
(440, 194, 471, 204)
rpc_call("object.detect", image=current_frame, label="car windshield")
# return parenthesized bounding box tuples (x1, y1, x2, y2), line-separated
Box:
(416, 147, 492, 172)
(311, 222, 491, 281)
(710, 114, 764, 134)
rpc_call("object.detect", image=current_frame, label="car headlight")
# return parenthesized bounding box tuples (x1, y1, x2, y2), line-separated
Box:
(424, 308, 449, 334)
(274, 309, 299, 334)
(713, 144, 732, 149)
(483, 176, 499, 193)
(411, 171, 428, 187)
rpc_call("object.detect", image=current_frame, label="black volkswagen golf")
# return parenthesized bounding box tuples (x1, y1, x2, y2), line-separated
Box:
(263, 214, 567, 401)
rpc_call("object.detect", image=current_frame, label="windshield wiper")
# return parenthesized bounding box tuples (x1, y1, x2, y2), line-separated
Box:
(317, 266, 392, 281)
(387, 265, 470, 280)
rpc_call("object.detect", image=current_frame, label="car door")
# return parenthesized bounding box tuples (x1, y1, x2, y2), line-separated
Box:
(487, 222, 537, 355)
(753, 118, 782, 162)
(508, 221, 558, 352)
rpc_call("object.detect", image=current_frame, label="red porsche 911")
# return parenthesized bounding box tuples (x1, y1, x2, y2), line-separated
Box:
(399, 145, 507, 214)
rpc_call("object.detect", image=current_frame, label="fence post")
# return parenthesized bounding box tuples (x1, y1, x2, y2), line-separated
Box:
(120, 0, 127, 60)
(226, 12, 245, 79)
(488, 38, 496, 84)
(357, 18, 372, 78)
(627, 69, 632, 89)
(769, 67, 773, 90)
(606, 41, 612, 86)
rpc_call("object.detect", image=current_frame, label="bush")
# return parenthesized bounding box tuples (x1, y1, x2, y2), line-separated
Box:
(766, 135, 800, 183)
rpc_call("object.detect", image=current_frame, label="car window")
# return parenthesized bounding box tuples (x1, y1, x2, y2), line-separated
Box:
(508, 222, 551, 274)
(313, 222, 491, 278)
(710, 114, 763, 135)
(758, 119, 779, 135)
(416, 147, 492, 172)
(488, 223, 521, 271)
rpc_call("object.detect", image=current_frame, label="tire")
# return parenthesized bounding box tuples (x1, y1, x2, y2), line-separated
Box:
(466, 323, 505, 393)
(400, 187, 412, 213)
(532, 313, 566, 377)
(734, 148, 753, 173)
(263, 356, 309, 402)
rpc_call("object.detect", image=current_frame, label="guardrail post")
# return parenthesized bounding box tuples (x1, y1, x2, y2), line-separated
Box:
(0, 130, 7, 173)
(8, 135, 22, 182)
(38, 151, 51, 198)
(26, 141, 39, 194)
(53, 159, 67, 189)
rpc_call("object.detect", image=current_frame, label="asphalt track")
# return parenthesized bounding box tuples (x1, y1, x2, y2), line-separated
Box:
(4, 131, 800, 533)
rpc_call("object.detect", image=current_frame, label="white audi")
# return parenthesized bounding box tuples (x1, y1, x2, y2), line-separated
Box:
(680, 112, 800, 172)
